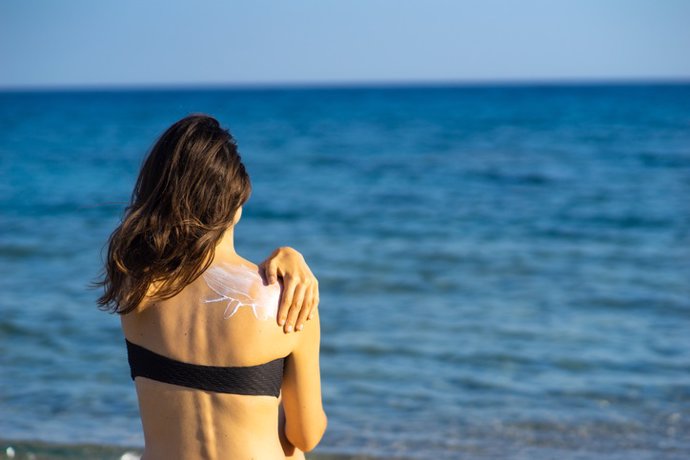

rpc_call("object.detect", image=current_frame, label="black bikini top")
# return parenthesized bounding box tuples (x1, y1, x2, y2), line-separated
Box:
(125, 339, 285, 398)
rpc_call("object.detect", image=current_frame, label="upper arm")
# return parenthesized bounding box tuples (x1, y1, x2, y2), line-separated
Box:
(281, 308, 327, 452)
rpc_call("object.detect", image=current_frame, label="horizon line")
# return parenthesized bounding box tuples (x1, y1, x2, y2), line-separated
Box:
(2, 76, 690, 93)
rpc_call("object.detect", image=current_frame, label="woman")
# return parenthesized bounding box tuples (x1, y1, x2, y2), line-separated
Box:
(97, 114, 327, 459)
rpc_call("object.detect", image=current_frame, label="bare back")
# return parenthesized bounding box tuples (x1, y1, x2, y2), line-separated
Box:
(121, 255, 304, 460)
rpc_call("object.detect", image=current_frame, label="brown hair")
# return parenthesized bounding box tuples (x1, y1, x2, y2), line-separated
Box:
(96, 114, 251, 314)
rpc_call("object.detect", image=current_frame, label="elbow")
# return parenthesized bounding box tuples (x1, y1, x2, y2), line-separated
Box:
(303, 413, 328, 452)
(288, 412, 328, 453)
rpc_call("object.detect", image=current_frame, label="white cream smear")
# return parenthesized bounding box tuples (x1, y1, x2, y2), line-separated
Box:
(202, 263, 280, 320)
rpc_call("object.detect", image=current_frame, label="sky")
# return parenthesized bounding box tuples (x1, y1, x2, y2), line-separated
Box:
(1, 0, 689, 89)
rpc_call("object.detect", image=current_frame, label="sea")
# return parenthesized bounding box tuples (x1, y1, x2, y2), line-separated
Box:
(1, 83, 689, 459)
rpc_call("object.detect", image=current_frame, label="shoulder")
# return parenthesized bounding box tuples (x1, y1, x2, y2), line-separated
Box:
(203, 257, 281, 321)
(208, 255, 259, 275)
(204, 258, 265, 287)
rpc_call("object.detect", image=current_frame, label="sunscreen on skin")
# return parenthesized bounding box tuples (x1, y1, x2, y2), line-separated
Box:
(203, 263, 280, 320)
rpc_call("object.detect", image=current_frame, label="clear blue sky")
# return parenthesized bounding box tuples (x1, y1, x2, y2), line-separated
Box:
(1, 0, 689, 88)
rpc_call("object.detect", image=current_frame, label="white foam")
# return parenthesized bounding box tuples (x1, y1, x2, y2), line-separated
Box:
(202, 263, 280, 321)
(120, 452, 141, 460)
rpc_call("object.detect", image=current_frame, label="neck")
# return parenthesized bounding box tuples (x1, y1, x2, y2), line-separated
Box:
(214, 227, 237, 257)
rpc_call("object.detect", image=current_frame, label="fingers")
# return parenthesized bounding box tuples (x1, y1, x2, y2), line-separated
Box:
(278, 277, 296, 328)
(308, 281, 319, 320)
(295, 287, 313, 331)
(294, 281, 319, 330)
(301, 284, 316, 324)
(258, 263, 268, 285)
(263, 258, 279, 286)
(285, 284, 307, 332)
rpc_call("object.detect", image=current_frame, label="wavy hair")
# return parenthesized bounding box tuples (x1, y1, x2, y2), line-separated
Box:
(96, 114, 251, 314)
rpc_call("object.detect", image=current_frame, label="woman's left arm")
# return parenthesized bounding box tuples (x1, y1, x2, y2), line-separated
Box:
(259, 247, 320, 333)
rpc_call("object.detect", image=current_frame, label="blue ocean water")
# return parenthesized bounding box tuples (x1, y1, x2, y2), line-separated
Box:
(1, 84, 689, 459)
